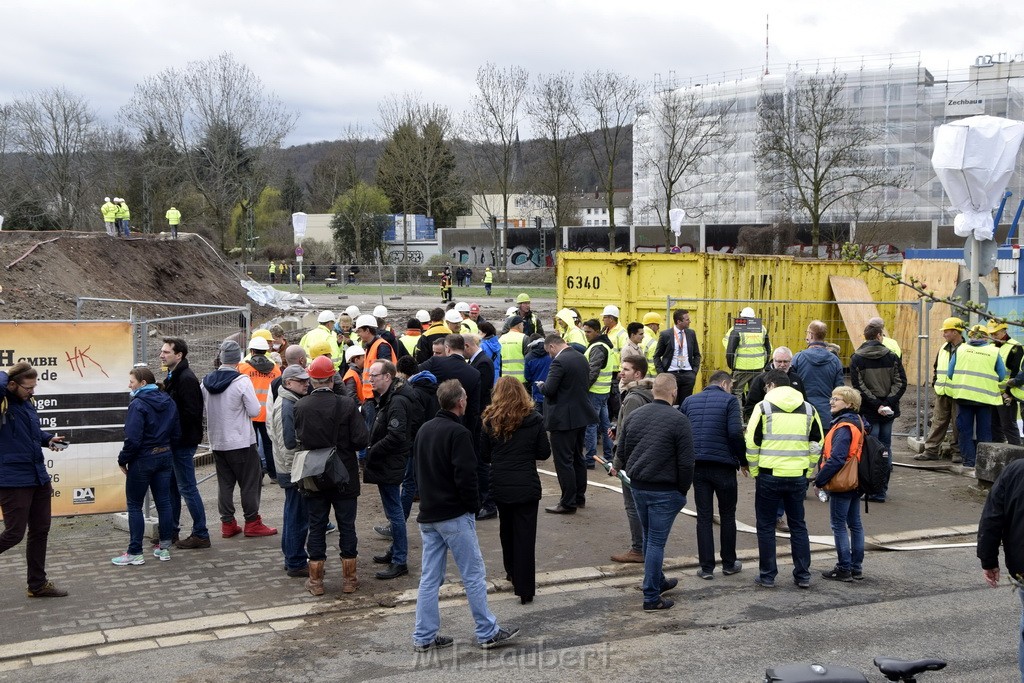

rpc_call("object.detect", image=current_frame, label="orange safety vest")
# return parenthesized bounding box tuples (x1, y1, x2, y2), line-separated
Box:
(821, 419, 864, 466)
(238, 361, 281, 423)
(361, 337, 389, 401)
(343, 366, 363, 404)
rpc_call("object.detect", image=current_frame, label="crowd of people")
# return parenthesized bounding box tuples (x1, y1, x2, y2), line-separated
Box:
(2, 298, 1023, 661)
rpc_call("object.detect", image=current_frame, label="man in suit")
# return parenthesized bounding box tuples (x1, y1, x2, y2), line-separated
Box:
(539, 333, 599, 514)
(418, 334, 482, 444)
(654, 309, 701, 404)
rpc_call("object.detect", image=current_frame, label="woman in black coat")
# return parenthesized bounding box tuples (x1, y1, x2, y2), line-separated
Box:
(481, 376, 551, 604)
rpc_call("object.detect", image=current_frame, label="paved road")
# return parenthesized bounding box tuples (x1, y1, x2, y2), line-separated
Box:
(3, 546, 1017, 682)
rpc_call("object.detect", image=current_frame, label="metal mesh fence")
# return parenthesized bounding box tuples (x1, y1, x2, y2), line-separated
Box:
(235, 262, 557, 290)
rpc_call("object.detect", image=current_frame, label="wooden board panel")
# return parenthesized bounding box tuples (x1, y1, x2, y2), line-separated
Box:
(828, 276, 880, 351)
(892, 260, 960, 386)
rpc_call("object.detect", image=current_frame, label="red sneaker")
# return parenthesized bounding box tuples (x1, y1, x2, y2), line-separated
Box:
(243, 516, 278, 537)
(221, 519, 243, 538)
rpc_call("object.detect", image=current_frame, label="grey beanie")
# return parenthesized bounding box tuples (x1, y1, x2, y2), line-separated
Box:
(220, 340, 242, 365)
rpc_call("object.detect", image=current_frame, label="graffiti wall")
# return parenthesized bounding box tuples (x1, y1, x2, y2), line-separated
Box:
(439, 228, 559, 269)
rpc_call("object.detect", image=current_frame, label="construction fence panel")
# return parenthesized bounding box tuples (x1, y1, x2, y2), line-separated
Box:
(237, 262, 557, 291)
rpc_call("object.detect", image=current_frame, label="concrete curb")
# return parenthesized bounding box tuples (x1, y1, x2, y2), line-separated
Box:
(0, 525, 977, 668)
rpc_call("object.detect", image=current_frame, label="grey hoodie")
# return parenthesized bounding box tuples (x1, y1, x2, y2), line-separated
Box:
(201, 365, 259, 451)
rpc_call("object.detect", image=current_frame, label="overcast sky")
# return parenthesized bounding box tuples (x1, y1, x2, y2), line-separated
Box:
(4, 0, 1022, 146)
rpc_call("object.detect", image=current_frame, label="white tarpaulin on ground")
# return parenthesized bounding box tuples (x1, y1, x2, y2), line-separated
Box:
(241, 280, 312, 310)
(932, 115, 1024, 240)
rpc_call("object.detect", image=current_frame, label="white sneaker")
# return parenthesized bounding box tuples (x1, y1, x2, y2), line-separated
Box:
(961, 467, 976, 478)
(112, 553, 145, 566)
(153, 548, 171, 561)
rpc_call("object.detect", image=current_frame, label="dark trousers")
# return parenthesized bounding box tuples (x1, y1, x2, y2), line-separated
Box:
(607, 372, 621, 421)
(306, 494, 357, 561)
(670, 370, 697, 405)
(253, 421, 276, 478)
(754, 474, 811, 583)
(993, 401, 1021, 446)
(0, 484, 53, 591)
(549, 427, 587, 509)
(693, 463, 738, 572)
(477, 457, 493, 513)
(496, 500, 538, 600)
(213, 446, 263, 522)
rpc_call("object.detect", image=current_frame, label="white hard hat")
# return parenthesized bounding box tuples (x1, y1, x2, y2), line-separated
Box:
(445, 309, 463, 324)
(344, 305, 361, 318)
(355, 314, 378, 330)
(506, 307, 517, 317)
(740, 307, 756, 318)
(104, 196, 110, 202)
(372, 305, 388, 318)
(317, 310, 336, 323)
(602, 305, 620, 318)
(454, 301, 470, 313)
(345, 345, 366, 362)
(248, 336, 270, 351)
(415, 309, 430, 324)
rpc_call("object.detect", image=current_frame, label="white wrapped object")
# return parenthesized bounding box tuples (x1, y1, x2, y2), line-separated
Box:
(932, 115, 1024, 241)
(668, 208, 685, 237)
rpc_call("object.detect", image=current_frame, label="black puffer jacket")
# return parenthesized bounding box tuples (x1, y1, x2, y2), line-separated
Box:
(481, 411, 550, 504)
(365, 381, 416, 485)
(620, 400, 695, 494)
(850, 340, 906, 421)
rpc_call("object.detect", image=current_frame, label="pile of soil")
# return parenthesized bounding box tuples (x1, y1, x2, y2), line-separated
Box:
(0, 231, 260, 320)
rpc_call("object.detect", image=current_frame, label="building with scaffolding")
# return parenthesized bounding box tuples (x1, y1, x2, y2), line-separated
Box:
(632, 52, 1024, 252)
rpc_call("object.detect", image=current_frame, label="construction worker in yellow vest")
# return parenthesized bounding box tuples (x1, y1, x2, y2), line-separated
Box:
(601, 305, 628, 421)
(498, 315, 528, 383)
(398, 318, 423, 356)
(947, 324, 1006, 473)
(582, 319, 615, 469)
(745, 368, 823, 587)
(165, 206, 182, 239)
(101, 197, 118, 236)
(915, 317, 965, 462)
(989, 320, 1024, 446)
(268, 261, 277, 284)
(641, 312, 662, 366)
(300, 310, 342, 367)
(723, 307, 772, 400)
(483, 266, 494, 296)
(114, 197, 131, 237)
(454, 301, 479, 334)
(868, 316, 901, 358)
(555, 308, 587, 352)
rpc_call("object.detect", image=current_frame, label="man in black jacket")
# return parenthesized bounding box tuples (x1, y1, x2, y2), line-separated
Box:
(540, 334, 598, 514)
(619, 373, 695, 612)
(977, 458, 1024, 676)
(160, 338, 210, 550)
(653, 309, 701, 404)
(294, 356, 369, 597)
(466, 334, 497, 520)
(412, 380, 518, 652)
(418, 334, 482, 444)
(743, 347, 805, 421)
(365, 359, 415, 580)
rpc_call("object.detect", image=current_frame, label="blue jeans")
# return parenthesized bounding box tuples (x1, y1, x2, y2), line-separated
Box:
(413, 513, 498, 646)
(754, 474, 811, 584)
(125, 453, 174, 555)
(400, 455, 417, 520)
(631, 488, 685, 604)
(277, 473, 308, 571)
(584, 393, 613, 464)
(169, 446, 208, 539)
(955, 402, 992, 467)
(828, 491, 864, 573)
(378, 484, 407, 564)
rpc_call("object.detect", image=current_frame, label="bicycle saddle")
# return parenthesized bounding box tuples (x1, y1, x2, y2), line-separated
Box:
(873, 657, 946, 681)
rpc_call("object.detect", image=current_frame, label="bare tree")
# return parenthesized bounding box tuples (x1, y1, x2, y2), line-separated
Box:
(462, 63, 530, 268)
(754, 71, 909, 256)
(569, 71, 644, 250)
(634, 88, 735, 245)
(307, 124, 378, 212)
(122, 53, 296, 247)
(527, 72, 580, 249)
(9, 87, 99, 230)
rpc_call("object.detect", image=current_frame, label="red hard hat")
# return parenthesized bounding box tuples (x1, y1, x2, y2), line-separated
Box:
(308, 355, 335, 379)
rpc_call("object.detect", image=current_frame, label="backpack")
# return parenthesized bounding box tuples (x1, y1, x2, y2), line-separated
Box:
(855, 416, 890, 508)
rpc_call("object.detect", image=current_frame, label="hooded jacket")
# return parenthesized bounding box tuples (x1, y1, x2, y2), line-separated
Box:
(791, 342, 844, 424)
(524, 338, 553, 404)
(0, 371, 54, 487)
(481, 334, 502, 376)
(119, 386, 180, 466)
(201, 367, 259, 451)
(163, 357, 203, 448)
(850, 340, 907, 421)
(406, 371, 440, 439)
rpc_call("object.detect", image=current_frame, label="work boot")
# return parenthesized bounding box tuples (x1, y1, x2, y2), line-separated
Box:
(221, 519, 242, 538)
(305, 560, 325, 596)
(342, 557, 359, 594)
(610, 549, 644, 563)
(243, 516, 278, 537)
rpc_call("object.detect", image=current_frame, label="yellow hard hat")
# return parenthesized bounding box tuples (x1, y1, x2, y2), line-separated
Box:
(642, 312, 663, 326)
(308, 340, 332, 358)
(940, 317, 965, 332)
(988, 320, 1008, 334)
(251, 329, 273, 341)
(515, 293, 531, 304)
(968, 324, 989, 339)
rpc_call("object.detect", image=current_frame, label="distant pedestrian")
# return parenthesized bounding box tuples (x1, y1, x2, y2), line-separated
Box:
(101, 197, 117, 236)
(412, 379, 520, 652)
(165, 206, 181, 238)
(483, 267, 493, 295)
(0, 363, 69, 597)
(977, 457, 1024, 678)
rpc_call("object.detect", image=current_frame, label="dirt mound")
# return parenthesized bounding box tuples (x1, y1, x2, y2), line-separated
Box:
(0, 231, 257, 320)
